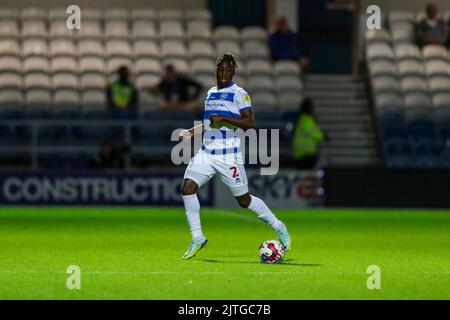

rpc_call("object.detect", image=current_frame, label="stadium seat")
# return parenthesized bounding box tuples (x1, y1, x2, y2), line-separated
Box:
(0, 56, 21, 73)
(276, 75, 303, 93)
(368, 60, 398, 78)
(191, 58, 215, 76)
(397, 60, 426, 78)
(401, 77, 429, 95)
(24, 89, 52, 118)
(372, 76, 401, 94)
(394, 43, 422, 61)
(48, 8, 67, 21)
(243, 41, 269, 60)
(214, 26, 240, 42)
(51, 57, 78, 74)
(0, 8, 18, 21)
(429, 76, 450, 95)
(0, 39, 20, 56)
(49, 20, 75, 40)
(366, 43, 395, 61)
(241, 26, 267, 43)
(0, 89, 24, 118)
(24, 73, 51, 90)
(365, 30, 391, 45)
(413, 141, 439, 168)
(277, 92, 303, 111)
(248, 75, 274, 92)
(23, 39, 48, 57)
(81, 8, 103, 21)
(75, 21, 103, 40)
(78, 40, 105, 57)
(247, 60, 273, 77)
(187, 21, 212, 41)
(131, 8, 156, 21)
(104, 8, 129, 21)
(81, 89, 107, 109)
(188, 40, 215, 60)
(158, 9, 184, 22)
(404, 92, 432, 113)
(80, 73, 107, 90)
(161, 40, 187, 60)
(423, 45, 449, 61)
(134, 58, 162, 76)
(22, 7, 47, 20)
(216, 40, 241, 57)
(79, 56, 106, 74)
(391, 23, 415, 44)
(53, 89, 81, 113)
(160, 21, 185, 40)
(105, 20, 130, 40)
(49, 39, 77, 57)
(0, 20, 19, 39)
(425, 60, 450, 78)
(0, 73, 23, 89)
(21, 20, 48, 39)
(105, 40, 133, 58)
(273, 61, 301, 77)
(133, 40, 161, 59)
(250, 91, 277, 111)
(186, 8, 211, 23)
(52, 73, 79, 90)
(389, 11, 414, 25)
(383, 139, 413, 168)
(131, 21, 157, 41)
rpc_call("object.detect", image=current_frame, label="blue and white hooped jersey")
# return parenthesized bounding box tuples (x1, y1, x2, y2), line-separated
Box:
(202, 82, 253, 155)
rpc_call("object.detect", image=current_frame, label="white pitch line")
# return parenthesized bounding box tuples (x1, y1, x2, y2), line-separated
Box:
(212, 209, 259, 223)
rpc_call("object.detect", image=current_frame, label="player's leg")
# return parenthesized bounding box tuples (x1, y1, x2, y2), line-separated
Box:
(180, 151, 215, 259)
(234, 192, 291, 251)
(216, 155, 291, 251)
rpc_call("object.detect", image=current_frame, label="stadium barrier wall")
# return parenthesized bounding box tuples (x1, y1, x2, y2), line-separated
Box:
(324, 169, 450, 208)
(0, 169, 324, 208)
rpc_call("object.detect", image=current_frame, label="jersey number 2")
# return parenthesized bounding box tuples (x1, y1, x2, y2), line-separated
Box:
(229, 166, 239, 178)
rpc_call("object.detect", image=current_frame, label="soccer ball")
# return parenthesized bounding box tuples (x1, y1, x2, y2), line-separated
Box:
(259, 240, 285, 263)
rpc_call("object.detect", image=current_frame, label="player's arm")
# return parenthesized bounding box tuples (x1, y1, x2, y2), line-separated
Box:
(209, 109, 255, 129)
(179, 122, 205, 141)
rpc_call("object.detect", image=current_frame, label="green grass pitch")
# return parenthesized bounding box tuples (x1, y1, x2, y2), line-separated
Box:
(0, 207, 449, 299)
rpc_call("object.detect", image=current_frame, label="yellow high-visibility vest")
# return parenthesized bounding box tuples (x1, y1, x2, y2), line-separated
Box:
(292, 114, 324, 159)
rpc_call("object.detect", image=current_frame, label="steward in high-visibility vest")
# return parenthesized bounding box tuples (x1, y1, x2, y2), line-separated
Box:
(292, 98, 324, 168)
(106, 66, 137, 119)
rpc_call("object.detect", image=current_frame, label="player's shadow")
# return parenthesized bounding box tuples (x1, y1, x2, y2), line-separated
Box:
(199, 259, 322, 267)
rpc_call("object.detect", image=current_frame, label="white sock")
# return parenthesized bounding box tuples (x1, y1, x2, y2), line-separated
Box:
(248, 195, 282, 231)
(182, 194, 203, 241)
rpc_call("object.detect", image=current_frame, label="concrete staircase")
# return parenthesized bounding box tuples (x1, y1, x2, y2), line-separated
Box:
(304, 74, 380, 167)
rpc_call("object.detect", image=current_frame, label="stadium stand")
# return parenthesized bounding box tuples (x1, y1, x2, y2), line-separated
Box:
(366, 10, 450, 169)
(0, 6, 304, 169)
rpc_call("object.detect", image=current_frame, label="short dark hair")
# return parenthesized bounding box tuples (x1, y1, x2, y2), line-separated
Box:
(216, 53, 238, 70)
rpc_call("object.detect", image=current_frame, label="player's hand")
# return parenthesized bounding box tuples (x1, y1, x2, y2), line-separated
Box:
(179, 129, 192, 141)
(209, 115, 223, 126)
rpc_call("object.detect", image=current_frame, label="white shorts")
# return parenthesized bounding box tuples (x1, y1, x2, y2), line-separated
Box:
(184, 149, 249, 197)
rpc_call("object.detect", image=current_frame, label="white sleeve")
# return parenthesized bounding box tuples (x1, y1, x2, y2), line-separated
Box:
(235, 89, 253, 111)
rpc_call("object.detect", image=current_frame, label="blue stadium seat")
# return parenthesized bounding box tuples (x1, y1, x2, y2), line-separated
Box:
(407, 117, 436, 143)
(413, 141, 439, 168)
(383, 140, 412, 168)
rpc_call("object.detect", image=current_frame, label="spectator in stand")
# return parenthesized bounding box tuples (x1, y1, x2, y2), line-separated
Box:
(415, 3, 448, 47)
(292, 98, 325, 169)
(106, 65, 138, 119)
(149, 64, 203, 112)
(268, 16, 310, 74)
